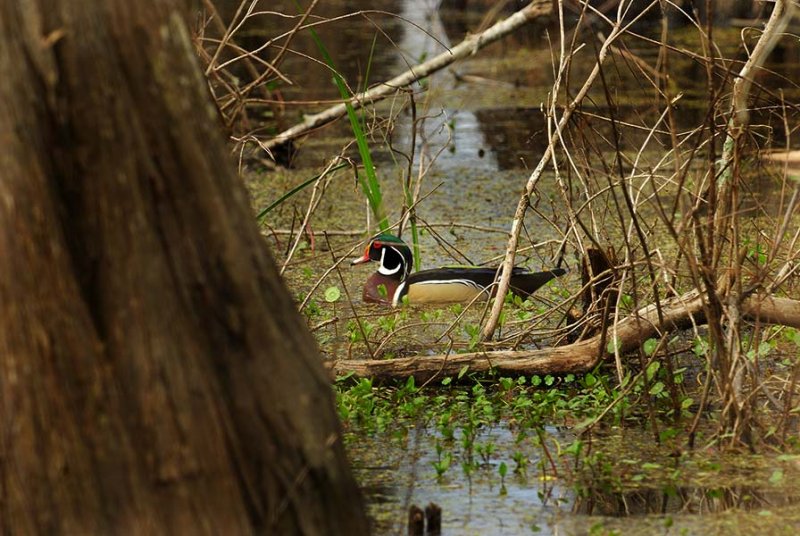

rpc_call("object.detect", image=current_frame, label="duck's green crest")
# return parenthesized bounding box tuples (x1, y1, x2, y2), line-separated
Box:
(372, 233, 406, 245)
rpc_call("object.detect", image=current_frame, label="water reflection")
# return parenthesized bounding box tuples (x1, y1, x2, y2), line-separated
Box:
(352, 421, 800, 534)
(391, 0, 500, 172)
(350, 423, 580, 534)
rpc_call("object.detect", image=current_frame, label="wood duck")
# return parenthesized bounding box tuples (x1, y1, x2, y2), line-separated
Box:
(351, 234, 567, 306)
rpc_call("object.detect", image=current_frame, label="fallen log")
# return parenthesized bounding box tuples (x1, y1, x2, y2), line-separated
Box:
(326, 292, 800, 382)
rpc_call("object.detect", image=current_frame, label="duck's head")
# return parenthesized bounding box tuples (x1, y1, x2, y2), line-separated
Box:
(351, 233, 413, 280)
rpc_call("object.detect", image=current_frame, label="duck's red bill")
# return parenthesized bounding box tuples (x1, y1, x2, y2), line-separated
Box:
(351, 246, 371, 265)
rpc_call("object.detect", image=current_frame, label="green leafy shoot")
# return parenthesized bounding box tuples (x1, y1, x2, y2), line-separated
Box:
(305, 24, 388, 231)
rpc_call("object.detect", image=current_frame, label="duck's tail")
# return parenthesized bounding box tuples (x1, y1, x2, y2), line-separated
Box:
(509, 268, 568, 297)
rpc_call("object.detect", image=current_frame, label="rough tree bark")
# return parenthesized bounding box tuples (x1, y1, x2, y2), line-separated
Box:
(0, 1, 367, 534)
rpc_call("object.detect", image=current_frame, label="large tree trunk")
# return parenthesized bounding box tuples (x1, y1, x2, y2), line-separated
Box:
(0, 1, 367, 533)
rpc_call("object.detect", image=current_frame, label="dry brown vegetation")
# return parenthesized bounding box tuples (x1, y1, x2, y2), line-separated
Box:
(199, 0, 800, 449)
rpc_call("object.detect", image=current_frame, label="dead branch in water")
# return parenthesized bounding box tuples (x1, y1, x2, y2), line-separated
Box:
(262, 0, 552, 154)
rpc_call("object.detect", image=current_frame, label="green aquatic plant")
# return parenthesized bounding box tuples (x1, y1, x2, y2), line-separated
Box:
(512, 450, 528, 474)
(305, 24, 388, 231)
(433, 441, 452, 478)
(335, 361, 714, 484)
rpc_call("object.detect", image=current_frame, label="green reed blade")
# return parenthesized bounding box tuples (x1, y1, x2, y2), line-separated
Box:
(256, 162, 348, 222)
(306, 26, 388, 232)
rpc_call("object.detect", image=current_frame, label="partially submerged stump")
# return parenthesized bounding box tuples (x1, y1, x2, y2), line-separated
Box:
(407, 503, 441, 535)
(566, 247, 619, 342)
(407, 505, 425, 536)
(425, 503, 442, 535)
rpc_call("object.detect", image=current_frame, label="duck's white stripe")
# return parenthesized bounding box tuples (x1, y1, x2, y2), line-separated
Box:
(392, 281, 407, 307)
(413, 279, 486, 290)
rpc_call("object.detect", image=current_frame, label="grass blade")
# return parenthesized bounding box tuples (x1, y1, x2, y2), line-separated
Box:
(256, 163, 347, 222)
(306, 25, 388, 232)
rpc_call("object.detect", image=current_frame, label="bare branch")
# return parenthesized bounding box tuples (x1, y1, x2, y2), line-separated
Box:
(263, 0, 552, 152)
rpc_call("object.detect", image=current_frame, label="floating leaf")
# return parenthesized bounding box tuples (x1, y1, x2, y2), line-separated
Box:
(458, 365, 469, 380)
(659, 428, 679, 442)
(621, 294, 634, 309)
(324, 286, 341, 303)
(693, 336, 709, 357)
(757, 341, 773, 358)
(562, 440, 583, 456)
(643, 338, 659, 356)
(785, 328, 800, 347)
(573, 417, 596, 431)
(404, 375, 416, 391)
(377, 283, 388, 299)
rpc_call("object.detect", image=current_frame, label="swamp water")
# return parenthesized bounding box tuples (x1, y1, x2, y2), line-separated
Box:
(347, 420, 800, 534)
(236, 1, 800, 533)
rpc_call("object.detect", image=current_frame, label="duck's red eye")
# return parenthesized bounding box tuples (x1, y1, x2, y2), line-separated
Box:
(373, 240, 382, 249)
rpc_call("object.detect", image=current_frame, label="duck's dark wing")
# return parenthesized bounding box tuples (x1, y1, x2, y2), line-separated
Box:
(410, 267, 506, 287)
(438, 265, 531, 276)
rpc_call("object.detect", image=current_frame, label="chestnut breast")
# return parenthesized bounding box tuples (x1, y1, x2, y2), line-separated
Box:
(363, 272, 400, 304)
